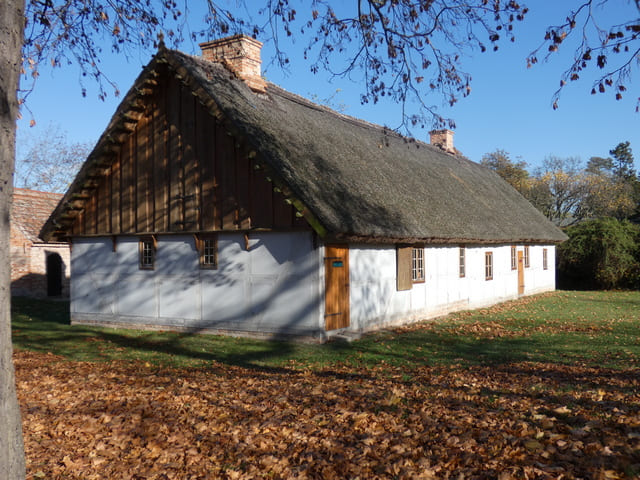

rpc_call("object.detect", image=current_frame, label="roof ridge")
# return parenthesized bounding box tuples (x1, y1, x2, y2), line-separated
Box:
(264, 82, 409, 139)
(264, 82, 470, 157)
(179, 48, 435, 150)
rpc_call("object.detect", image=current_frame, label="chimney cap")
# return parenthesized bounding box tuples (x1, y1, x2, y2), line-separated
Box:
(198, 33, 263, 51)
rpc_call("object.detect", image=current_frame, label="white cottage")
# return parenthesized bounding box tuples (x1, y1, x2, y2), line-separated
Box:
(41, 35, 567, 341)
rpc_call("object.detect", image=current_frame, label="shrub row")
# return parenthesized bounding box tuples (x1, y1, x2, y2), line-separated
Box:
(557, 218, 640, 290)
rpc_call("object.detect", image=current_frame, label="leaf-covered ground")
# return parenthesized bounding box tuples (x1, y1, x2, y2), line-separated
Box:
(16, 350, 640, 479)
(13, 291, 640, 478)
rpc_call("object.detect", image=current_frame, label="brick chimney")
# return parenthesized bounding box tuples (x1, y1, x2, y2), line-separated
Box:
(429, 129, 455, 154)
(199, 34, 267, 93)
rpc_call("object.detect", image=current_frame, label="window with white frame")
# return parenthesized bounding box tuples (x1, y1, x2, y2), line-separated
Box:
(412, 247, 425, 283)
(459, 246, 466, 278)
(485, 251, 493, 280)
(197, 234, 218, 269)
(524, 245, 530, 268)
(543, 248, 548, 270)
(139, 237, 155, 269)
(511, 246, 517, 270)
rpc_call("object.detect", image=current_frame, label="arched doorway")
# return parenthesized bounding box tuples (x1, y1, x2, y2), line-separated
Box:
(46, 253, 63, 296)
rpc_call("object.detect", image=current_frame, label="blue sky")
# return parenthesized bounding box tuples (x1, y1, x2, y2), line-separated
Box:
(16, 1, 639, 173)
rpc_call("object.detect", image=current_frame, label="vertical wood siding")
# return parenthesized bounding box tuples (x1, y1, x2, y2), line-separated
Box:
(71, 69, 306, 235)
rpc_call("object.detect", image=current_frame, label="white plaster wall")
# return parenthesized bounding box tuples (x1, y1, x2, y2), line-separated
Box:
(525, 245, 557, 294)
(71, 231, 323, 337)
(349, 243, 557, 332)
(71, 235, 557, 338)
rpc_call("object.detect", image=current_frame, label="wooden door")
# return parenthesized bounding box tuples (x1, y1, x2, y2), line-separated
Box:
(324, 245, 350, 330)
(517, 250, 525, 295)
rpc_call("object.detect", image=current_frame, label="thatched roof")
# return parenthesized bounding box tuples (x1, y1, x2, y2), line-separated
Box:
(42, 46, 567, 244)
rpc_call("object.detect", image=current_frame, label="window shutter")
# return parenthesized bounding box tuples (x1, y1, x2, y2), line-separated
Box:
(397, 246, 413, 291)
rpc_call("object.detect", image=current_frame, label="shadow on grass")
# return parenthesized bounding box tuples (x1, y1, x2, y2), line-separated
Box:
(11, 296, 640, 374)
(11, 297, 536, 370)
(11, 297, 298, 372)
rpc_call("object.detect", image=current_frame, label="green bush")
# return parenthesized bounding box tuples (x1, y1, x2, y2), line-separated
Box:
(557, 218, 640, 290)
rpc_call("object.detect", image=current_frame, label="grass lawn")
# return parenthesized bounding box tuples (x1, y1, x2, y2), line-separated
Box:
(11, 290, 640, 370)
(11, 291, 640, 479)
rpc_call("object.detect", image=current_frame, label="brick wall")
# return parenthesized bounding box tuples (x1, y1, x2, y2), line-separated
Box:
(10, 227, 31, 284)
(10, 242, 71, 298)
(10, 188, 70, 298)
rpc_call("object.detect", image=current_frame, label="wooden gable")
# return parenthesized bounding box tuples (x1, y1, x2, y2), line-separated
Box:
(68, 65, 308, 237)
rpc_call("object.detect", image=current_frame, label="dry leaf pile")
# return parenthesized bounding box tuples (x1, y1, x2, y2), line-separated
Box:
(16, 350, 640, 479)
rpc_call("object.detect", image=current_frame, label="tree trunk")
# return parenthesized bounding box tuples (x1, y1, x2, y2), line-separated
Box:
(0, 1, 26, 479)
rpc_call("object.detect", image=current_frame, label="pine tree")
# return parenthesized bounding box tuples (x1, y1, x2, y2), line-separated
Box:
(610, 141, 635, 181)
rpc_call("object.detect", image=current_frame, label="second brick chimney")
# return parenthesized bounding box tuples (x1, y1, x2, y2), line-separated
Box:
(199, 34, 267, 93)
(429, 129, 456, 154)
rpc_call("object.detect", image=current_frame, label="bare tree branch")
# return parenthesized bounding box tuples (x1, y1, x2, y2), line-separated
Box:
(527, 0, 640, 110)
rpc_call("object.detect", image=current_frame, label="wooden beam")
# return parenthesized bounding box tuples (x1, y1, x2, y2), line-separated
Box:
(167, 74, 183, 231)
(174, 66, 189, 80)
(182, 85, 198, 230)
(87, 169, 108, 179)
(128, 104, 145, 113)
(81, 180, 100, 190)
(135, 87, 154, 96)
(152, 78, 168, 232)
(111, 152, 121, 234)
(113, 124, 135, 136)
(92, 154, 117, 168)
(63, 203, 84, 211)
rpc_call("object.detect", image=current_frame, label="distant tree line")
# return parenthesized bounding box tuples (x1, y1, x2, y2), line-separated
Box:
(481, 142, 640, 290)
